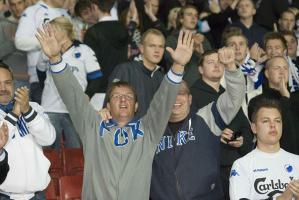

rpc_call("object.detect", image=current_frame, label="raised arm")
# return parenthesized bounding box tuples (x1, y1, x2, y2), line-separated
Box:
(197, 47, 246, 136)
(36, 24, 99, 144)
(142, 31, 194, 146)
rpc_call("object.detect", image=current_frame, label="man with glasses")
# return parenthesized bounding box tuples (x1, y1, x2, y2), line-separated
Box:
(37, 23, 194, 199)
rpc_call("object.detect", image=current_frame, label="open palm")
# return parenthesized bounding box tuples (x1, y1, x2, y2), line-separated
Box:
(166, 31, 194, 66)
(0, 123, 8, 149)
(36, 24, 61, 60)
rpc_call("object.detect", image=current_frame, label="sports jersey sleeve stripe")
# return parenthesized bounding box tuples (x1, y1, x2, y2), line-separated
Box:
(166, 70, 183, 84)
(23, 106, 38, 122)
(211, 102, 227, 130)
(50, 59, 67, 73)
(87, 70, 103, 80)
(4, 112, 18, 126)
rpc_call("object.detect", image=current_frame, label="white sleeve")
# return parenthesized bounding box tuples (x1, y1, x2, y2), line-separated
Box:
(24, 103, 56, 146)
(229, 160, 252, 200)
(15, 8, 41, 51)
(83, 46, 102, 79)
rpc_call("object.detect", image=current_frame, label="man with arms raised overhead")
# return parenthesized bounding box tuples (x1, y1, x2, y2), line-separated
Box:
(37, 24, 194, 199)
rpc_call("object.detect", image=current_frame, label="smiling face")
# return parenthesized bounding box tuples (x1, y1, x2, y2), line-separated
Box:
(170, 82, 192, 122)
(251, 107, 282, 151)
(107, 86, 138, 125)
(265, 39, 286, 58)
(0, 68, 14, 105)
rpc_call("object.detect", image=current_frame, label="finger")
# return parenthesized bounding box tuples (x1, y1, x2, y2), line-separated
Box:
(220, 137, 228, 144)
(166, 47, 174, 56)
(190, 38, 194, 50)
(178, 30, 183, 46)
(223, 128, 233, 134)
(186, 31, 193, 47)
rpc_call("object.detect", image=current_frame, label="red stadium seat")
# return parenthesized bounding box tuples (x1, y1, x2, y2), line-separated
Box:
(59, 176, 83, 200)
(44, 179, 59, 200)
(63, 148, 84, 176)
(43, 149, 63, 196)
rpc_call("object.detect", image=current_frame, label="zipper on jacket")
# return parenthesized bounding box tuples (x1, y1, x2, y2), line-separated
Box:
(175, 171, 185, 200)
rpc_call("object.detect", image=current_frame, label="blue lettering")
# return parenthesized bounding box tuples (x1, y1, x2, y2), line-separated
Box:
(128, 121, 144, 141)
(114, 129, 129, 147)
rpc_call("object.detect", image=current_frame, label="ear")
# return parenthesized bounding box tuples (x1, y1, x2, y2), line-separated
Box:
(283, 48, 287, 56)
(253, 8, 256, 15)
(251, 122, 257, 135)
(134, 102, 139, 112)
(199, 66, 203, 75)
(107, 102, 111, 110)
(188, 94, 192, 105)
(139, 44, 144, 54)
(265, 69, 269, 79)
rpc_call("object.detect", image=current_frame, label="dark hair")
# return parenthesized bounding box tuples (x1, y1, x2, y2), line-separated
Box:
(237, 0, 256, 9)
(264, 32, 287, 50)
(105, 81, 138, 103)
(0, 61, 13, 80)
(280, 30, 298, 45)
(198, 49, 218, 66)
(98, 0, 115, 13)
(222, 27, 248, 47)
(248, 92, 282, 123)
(74, 0, 97, 17)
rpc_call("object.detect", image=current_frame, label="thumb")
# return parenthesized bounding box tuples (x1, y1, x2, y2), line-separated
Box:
(166, 47, 174, 56)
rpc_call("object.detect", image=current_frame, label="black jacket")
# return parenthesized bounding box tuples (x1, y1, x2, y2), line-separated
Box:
(191, 79, 253, 166)
(0, 150, 9, 184)
(261, 88, 299, 155)
(84, 20, 129, 92)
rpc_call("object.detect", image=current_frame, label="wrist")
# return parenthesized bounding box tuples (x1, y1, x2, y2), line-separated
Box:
(49, 55, 62, 64)
(225, 62, 237, 71)
(171, 63, 185, 75)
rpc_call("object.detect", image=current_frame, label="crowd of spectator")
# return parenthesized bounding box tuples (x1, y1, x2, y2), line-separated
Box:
(0, 0, 299, 199)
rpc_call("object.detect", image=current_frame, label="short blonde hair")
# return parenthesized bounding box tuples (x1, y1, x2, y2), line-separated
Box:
(50, 16, 76, 41)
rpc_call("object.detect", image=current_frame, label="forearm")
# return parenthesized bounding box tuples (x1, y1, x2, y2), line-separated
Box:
(50, 59, 99, 142)
(217, 68, 246, 124)
(15, 36, 40, 51)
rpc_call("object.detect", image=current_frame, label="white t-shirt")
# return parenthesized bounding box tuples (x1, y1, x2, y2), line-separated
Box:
(230, 148, 299, 200)
(39, 42, 101, 113)
(15, 0, 69, 83)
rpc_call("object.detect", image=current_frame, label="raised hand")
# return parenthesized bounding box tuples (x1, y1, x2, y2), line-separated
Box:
(36, 24, 61, 63)
(218, 47, 236, 71)
(14, 87, 30, 114)
(166, 31, 194, 67)
(278, 76, 290, 98)
(144, 0, 157, 21)
(288, 179, 299, 198)
(129, 0, 138, 22)
(0, 123, 8, 149)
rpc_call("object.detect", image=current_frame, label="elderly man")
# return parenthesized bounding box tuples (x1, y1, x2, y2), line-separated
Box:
(37, 22, 194, 199)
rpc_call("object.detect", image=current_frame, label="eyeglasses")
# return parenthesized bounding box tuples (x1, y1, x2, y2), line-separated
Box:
(110, 94, 135, 101)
